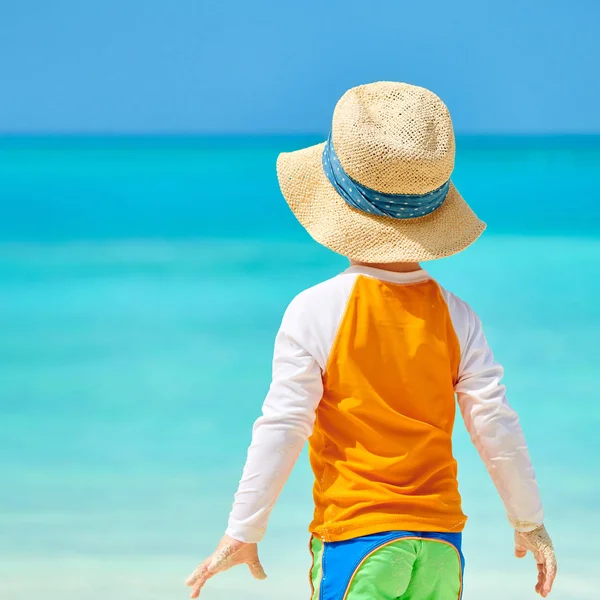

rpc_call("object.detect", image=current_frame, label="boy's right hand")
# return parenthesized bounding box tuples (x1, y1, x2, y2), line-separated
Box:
(515, 525, 557, 597)
(185, 535, 267, 598)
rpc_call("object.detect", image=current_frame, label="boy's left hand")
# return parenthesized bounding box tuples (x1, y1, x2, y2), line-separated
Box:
(185, 535, 267, 598)
(515, 525, 557, 597)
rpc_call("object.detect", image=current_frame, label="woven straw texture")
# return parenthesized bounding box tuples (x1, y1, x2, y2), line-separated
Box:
(277, 82, 486, 263)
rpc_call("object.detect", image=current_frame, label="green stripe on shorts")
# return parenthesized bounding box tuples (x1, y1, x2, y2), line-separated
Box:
(310, 536, 324, 600)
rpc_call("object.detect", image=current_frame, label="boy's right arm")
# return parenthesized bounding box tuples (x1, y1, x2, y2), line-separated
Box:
(453, 301, 557, 597)
(185, 293, 323, 597)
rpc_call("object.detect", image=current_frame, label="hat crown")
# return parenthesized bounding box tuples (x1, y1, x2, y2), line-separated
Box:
(331, 82, 455, 195)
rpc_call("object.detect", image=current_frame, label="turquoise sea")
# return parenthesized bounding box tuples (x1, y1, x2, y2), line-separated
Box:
(0, 136, 599, 600)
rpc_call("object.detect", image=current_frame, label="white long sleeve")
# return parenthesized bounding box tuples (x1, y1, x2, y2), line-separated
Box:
(226, 272, 358, 542)
(441, 289, 544, 532)
(225, 299, 325, 543)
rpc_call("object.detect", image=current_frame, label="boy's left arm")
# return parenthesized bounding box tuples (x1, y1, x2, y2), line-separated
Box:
(186, 302, 323, 597)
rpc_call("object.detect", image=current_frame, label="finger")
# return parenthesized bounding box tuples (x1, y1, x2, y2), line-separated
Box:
(190, 570, 211, 599)
(515, 544, 528, 559)
(541, 555, 557, 597)
(247, 559, 267, 580)
(186, 561, 209, 586)
(536, 562, 544, 595)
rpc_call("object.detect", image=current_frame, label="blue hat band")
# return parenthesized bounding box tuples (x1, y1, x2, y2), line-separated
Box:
(322, 134, 450, 219)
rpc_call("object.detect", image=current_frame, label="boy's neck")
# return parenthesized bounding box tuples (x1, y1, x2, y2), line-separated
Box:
(350, 260, 423, 273)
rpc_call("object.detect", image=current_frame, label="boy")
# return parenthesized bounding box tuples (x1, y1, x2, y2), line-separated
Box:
(185, 82, 557, 599)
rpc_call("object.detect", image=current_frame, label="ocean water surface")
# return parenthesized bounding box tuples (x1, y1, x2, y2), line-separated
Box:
(0, 137, 599, 600)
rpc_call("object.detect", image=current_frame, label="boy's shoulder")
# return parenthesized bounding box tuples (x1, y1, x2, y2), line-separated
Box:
(436, 282, 473, 315)
(436, 283, 485, 347)
(279, 272, 359, 369)
(284, 271, 358, 319)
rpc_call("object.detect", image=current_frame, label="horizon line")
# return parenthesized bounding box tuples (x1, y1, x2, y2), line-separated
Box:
(1, 131, 600, 139)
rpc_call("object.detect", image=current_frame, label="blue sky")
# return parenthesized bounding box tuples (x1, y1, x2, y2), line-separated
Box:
(1, 0, 598, 134)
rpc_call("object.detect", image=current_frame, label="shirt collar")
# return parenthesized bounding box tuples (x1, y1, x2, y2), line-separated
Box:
(344, 265, 431, 284)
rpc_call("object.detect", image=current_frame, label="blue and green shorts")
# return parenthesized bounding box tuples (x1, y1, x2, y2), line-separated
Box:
(309, 531, 464, 600)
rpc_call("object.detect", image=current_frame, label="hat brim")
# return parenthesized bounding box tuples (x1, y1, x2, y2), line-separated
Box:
(277, 142, 486, 262)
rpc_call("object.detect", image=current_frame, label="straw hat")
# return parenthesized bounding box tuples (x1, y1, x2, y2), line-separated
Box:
(277, 82, 485, 262)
